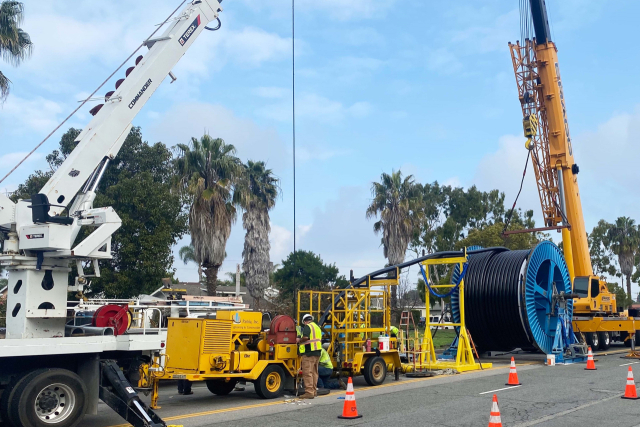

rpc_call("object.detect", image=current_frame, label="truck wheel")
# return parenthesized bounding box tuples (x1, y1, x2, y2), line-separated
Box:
(363, 356, 387, 386)
(586, 332, 599, 350)
(205, 379, 237, 396)
(254, 365, 285, 399)
(597, 331, 610, 350)
(13, 369, 87, 427)
(2, 369, 52, 427)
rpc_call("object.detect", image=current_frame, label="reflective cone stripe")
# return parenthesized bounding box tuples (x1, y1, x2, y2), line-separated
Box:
(505, 357, 521, 386)
(488, 394, 503, 427)
(585, 347, 596, 370)
(622, 366, 639, 400)
(338, 377, 363, 419)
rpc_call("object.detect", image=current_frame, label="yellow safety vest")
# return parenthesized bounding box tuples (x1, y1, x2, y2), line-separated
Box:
(359, 323, 366, 339)
(299, 322, 322, 355)
(390, 326, 399, 337)
(319, 348, 333, 369)
(296, 326, 302, 337)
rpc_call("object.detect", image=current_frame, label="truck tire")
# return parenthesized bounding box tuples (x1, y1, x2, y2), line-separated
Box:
(586, 332, 599, 350)
(2, 369, 51, 427)
(597, 331, 610, 350)
(363, 356, 387, 386)
(254, 365, 285, 399)
(205, 379, 237, 396)
(13, 368, 87, 427)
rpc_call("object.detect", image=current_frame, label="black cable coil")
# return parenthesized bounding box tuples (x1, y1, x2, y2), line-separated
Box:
(452, 242, 572, 353)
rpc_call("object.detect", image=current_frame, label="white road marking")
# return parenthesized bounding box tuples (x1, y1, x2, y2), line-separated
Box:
(619, 361, 640, 366)
(514, 393, 622, 426)
(479, 385, 522, 395)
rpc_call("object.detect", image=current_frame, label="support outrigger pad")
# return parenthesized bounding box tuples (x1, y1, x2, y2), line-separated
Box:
(405, 371, 436, 378)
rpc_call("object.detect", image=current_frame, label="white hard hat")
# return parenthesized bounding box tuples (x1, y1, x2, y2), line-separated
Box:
(302, 314, 313, 322)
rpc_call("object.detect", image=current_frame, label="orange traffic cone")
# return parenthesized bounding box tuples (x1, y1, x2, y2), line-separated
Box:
(338, 377, 362, 419)
(505, 357, 521, 386)
(585, 347, 596, 370)
(622, 366, 639, 400)
(488, 394, 503, 427)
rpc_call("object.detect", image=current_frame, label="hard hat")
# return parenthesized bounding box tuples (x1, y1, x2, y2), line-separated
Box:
(360, 314, 364, 321)
(302, 314, 313, 322)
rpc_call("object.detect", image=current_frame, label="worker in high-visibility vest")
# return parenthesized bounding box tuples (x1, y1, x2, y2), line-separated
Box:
(390, 326, 399, 337)
(317, 345, 346, 390)
(297, 314, 322, 399)
(389, 325, 399, 349)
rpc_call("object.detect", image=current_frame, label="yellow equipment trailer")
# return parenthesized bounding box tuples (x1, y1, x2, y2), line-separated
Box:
(507, 0, 638, 353)
(141, 311, 300, 407)
(298, 273, 402, 386)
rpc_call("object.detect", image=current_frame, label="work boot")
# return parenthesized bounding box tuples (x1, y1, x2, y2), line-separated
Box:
(299, 393, 315, 399)
(338, 379, 347, 390)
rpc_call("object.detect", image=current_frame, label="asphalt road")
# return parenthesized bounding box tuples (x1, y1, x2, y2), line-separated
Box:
(81, 346, 640, 427)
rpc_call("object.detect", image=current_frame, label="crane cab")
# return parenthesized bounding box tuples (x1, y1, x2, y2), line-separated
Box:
(572, 276, 616, 314)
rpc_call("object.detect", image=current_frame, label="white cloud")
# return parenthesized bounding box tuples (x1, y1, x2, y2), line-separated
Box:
(426, 48, 461, 74)
(296, 145, 351, 163)
(256, 93, 373, 123)
(255, 87, 289, 99)
(0, 152, 44, 170)
(298, 186, 386, 277)
(270, 223, 293, 263)
(148, 102, 288, 171)
(1, 95, 64, 134)
(473, 134, 539, 217)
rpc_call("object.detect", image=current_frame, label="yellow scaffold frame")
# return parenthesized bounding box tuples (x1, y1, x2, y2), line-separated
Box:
(414, 252, 492, 372)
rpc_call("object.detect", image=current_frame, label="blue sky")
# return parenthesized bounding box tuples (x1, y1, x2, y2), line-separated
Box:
(2, 0, 640, 293)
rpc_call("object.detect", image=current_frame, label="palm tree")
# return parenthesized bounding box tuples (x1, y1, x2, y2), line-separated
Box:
(366, 170, 421, 309)
(608, 217, 639, 299)
(236, 160, 279, 308)
(0, 1, 33, 102)
(174, 135, 243, 295)
(179, 243, 203, 284)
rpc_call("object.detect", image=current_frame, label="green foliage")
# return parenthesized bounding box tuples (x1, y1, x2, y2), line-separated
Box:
(456, 210, 544, 251)
(0, 1, 33, 102)
(13, 127, 188, 298)
(273, 250, 348, 302)
(589, 220, 618, 278)
(607, 282, 632, 310)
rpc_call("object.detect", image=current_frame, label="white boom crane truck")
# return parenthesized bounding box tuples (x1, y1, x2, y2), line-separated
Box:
(0, 1, 223, 426)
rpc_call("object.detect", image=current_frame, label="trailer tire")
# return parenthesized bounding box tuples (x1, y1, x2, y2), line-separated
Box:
(254, 365, 285, 399)
(586, 332, 599, 350)
(13, 368, 87, 427)
(205, 379, 237, 396)
(363, 356, 387, 386)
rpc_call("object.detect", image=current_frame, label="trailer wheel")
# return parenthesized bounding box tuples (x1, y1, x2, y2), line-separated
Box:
(205, 379, 237, 396)
(13, 369, 87, 427)
(586, 332, 599, 350)
(597, 331, 610, 350)
(254, 365, 285, 399)
(363, 356, 387, 386)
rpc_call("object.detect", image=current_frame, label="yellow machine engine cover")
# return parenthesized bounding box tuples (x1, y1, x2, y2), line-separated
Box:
(230, 351, 259, 371)
(275, 344, 298, 360)
(166, 318, 233, 374)
(216, 311, 263, 334)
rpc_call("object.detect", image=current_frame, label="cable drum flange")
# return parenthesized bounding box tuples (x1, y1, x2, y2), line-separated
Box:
(452, 241, 571, 354)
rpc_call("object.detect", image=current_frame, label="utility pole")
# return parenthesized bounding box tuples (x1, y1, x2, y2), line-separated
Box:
(236, 264, 240, 298)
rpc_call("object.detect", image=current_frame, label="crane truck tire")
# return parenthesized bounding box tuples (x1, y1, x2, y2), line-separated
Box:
(254, 365, 286, 399)
(597, 331, 611, 350)
(12, 368, 87, 427)
(206, 379, 238, 395)
(363, 356, 387, 386)
(586, 332, 599, 350)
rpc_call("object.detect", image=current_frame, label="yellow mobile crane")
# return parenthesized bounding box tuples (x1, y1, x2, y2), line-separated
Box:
(507, 0, 638, 352)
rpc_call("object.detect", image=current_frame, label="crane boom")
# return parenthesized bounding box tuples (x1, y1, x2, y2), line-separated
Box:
(509, 0, 592, 279)
(42, 0, 222, 216)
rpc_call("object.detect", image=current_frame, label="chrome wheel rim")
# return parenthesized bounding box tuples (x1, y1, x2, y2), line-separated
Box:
(35, 383, 75, 423)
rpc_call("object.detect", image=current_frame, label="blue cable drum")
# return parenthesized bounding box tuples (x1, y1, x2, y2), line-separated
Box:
(451, 241, 571, 354)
